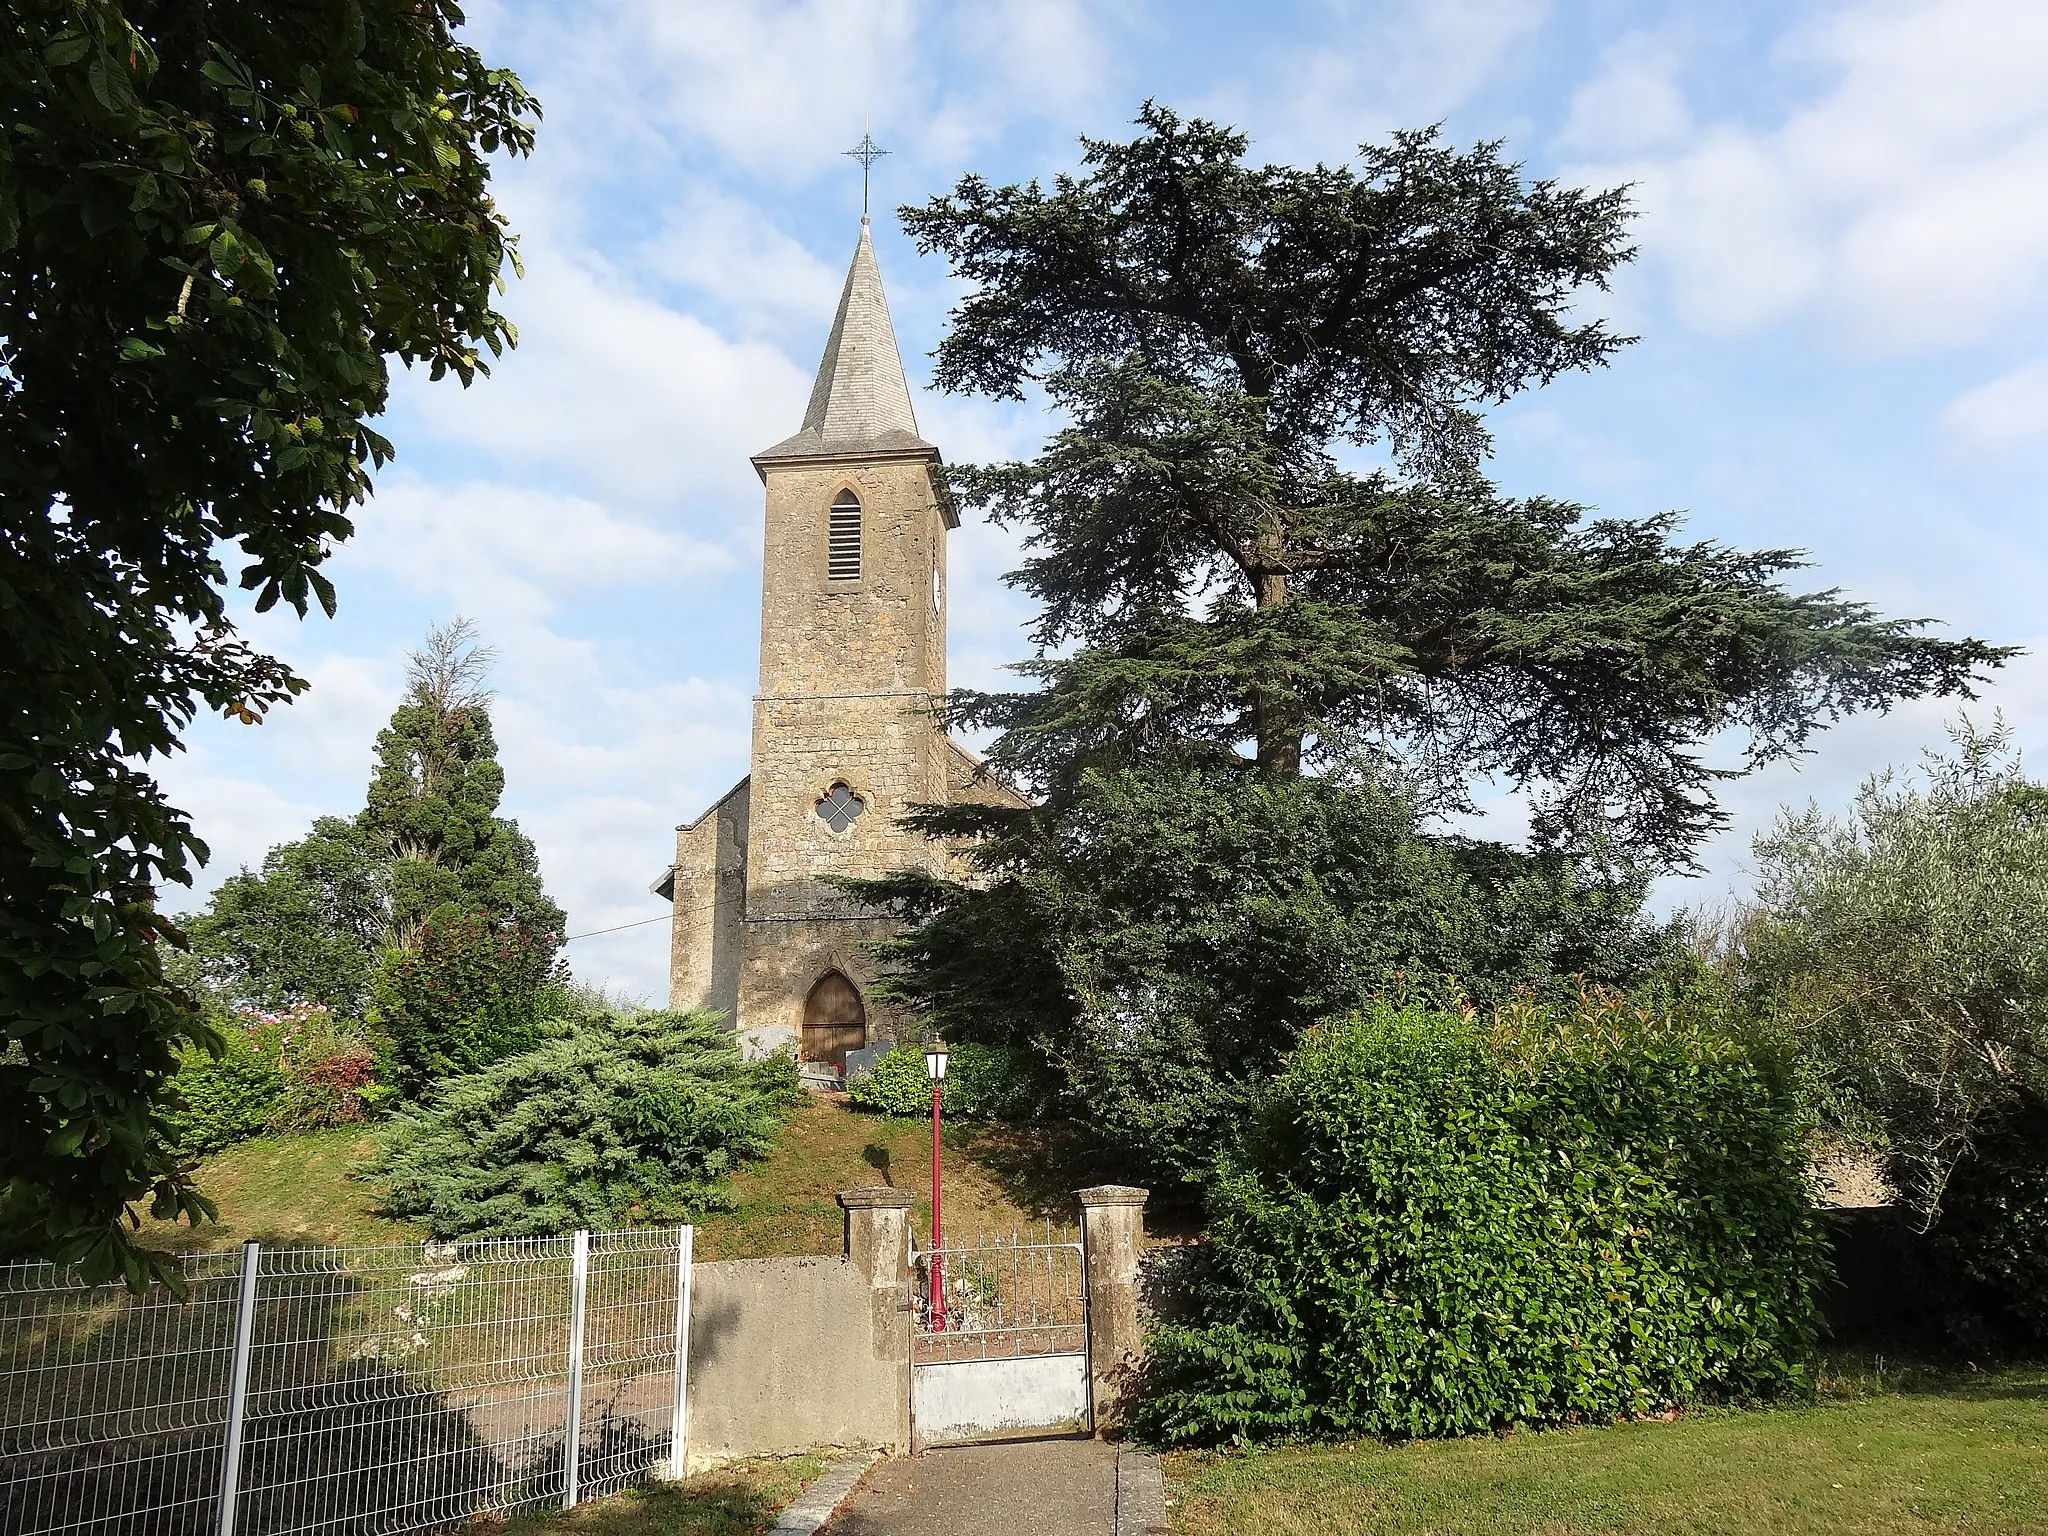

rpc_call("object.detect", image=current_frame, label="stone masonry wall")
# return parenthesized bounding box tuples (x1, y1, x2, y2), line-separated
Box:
(669, 440, 1033, 1057)
(755, 455, 945, 702)
(736, 913, 913, 1061)
(723, 451, 949, 1056)
(667, 778, 748, 1018)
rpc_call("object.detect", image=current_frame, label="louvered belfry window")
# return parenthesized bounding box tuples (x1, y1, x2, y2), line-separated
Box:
(827, 490, 862, 581)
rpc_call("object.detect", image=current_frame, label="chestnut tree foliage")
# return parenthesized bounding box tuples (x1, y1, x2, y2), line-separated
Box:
(857, 108, 2008, 1174)
(0, 0, 536, 1282)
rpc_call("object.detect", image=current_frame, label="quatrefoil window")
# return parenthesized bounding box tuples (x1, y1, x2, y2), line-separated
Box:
(817, 782, 866, 833)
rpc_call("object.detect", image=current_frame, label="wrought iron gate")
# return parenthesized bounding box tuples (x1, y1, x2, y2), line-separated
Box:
(910, 1227, 1089, 1447)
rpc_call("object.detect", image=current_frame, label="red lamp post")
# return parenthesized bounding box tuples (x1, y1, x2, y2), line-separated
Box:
(923, 1036, 950, 1332)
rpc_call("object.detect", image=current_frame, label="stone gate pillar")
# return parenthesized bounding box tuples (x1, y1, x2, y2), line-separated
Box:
(1077, 1184, 1148, 1428)
(838, 1186, 915, 1451)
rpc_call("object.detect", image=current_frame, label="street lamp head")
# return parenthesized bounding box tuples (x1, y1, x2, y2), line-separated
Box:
(923, 1036, 949, 1082)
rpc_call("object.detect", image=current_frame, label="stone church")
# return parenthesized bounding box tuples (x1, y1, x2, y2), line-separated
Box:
(653, 215, 1024, 1080)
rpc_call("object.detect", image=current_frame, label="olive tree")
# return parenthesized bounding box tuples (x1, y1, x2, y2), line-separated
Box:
(1747, 719, 2048, 1217)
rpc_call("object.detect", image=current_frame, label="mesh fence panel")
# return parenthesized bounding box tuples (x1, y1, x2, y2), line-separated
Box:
(578, 1231, 685, 1502)
(0, 1230, 688, 1536)
(1, 1250, 244, 1535)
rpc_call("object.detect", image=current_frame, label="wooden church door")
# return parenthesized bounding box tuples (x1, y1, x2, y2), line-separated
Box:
(802, 970, 867, 1069)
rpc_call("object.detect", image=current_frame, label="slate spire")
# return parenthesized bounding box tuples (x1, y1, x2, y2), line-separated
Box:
(754, 217, 937, 466)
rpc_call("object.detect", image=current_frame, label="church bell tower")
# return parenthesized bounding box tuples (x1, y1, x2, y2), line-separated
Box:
(659, 214, 1004, 1078)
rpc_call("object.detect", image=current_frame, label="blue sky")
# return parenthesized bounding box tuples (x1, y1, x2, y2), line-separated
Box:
(159, 0, 2048, 1000)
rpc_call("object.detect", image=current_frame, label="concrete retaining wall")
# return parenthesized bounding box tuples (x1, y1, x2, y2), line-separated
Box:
(912, 1352, 1089, 1444)
(684, 1256, 903, 1469)
(679, 1186, 1147, 1467)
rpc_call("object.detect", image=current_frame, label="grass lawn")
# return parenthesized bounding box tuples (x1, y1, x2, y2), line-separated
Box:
(693, 1093, 1114, 1259)
(1163, 1356, 2048, 1536)
(140, 1125, 424, 1252)
(494, 1455, 828, 1535)
(140, 1097, 1120, 1258)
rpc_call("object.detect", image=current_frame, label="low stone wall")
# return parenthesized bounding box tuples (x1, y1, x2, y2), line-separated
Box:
(683, 1188, 915, 1470)
(685, 1257, 898, 1468)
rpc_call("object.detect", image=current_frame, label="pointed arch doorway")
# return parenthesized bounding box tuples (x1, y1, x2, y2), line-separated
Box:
(802, 970, 867, 1072)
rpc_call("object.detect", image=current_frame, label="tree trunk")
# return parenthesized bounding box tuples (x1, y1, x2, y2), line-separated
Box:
(1251, 563, 1302, 778)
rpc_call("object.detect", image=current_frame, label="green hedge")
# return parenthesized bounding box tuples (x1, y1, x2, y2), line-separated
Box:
(155, 1018, 288, 1160)
(845, 1042, 1044, 1120)
(1132, 996, 1826, 1443)
(367, 1009, 801, 1238)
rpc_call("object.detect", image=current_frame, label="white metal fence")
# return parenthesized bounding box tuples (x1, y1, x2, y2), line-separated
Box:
(0, 1228, 693, 1536)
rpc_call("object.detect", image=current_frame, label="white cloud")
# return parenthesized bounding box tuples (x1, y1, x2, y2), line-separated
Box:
(1942, 358, 2048, 449)
(1217, 0, 1550, 160)
(156, 771, 325, 901)
(154, 654, 394, 901)
(1568, 0, 2048, 347)
(496, 677, 754, 1000)
(958, 0, 1121, 116)
(591, 0, 1123, 183)
(166, 627, 755, 1002)
(628, 1, 926, 179)
(1555, 32, 1690, 157)
(392, 236, 812, 510)
(636, 192, 844, 333)
(352, 478, 735, 619)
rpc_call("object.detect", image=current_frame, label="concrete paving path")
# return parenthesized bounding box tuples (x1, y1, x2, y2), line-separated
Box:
(820, 1436, 1119, 1536)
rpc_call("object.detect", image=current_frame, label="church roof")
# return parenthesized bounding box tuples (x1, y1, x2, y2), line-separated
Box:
(753, 218, 940, 469)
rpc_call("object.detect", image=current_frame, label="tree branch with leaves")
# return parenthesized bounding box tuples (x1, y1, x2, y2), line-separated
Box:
(902, 105, 2010, 859)
(0, 0, 536, 1284)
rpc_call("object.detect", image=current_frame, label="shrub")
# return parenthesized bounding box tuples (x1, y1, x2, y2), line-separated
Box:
(948, 1043, 1054, 1120)
(156, 1017, 287, 1161)
(1916, 1103, 2048, 1349)
(369, 911, 566, 1097)
(156, 1002, 381, 1159)
(267, 1006, 379, 1131)
(845, 1042, 1048, 1120)
(845, 1045, 932, 1116)
(1131, 994, 1826, 1444)
(366, 1010, 802, 1238)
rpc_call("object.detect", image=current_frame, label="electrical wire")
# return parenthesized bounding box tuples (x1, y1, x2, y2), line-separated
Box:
(562, 913, 671, 943)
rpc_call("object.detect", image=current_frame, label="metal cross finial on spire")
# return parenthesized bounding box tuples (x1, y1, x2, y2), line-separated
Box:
(844, 131, 889, 219)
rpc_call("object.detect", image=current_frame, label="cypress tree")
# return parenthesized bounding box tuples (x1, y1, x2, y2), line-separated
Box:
(358, 618, 564, 947)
